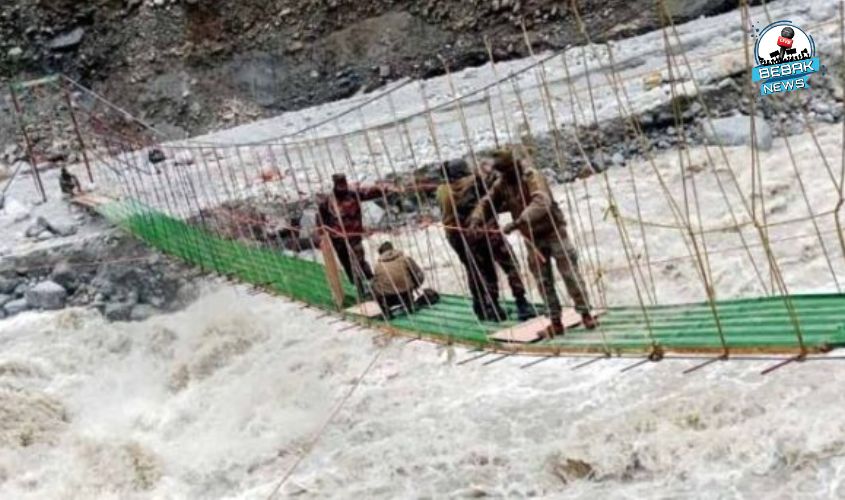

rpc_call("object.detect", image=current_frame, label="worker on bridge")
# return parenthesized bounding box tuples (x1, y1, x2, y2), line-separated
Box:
(317, 173, 383, 299)
(59, 166, 82, 198)
(371, 241, 429, 319)
(437, 158, 535, 323)
(468, 149, 597, 337)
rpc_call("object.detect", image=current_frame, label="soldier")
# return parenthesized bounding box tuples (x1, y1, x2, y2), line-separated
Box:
(59, 166, 82, 197)
(468, 149, 597, 337)
(476, 159, 536, 322)
(371, 241, 426, 319)
(317, 173, 384, 298)
(438, 159, 535, 322)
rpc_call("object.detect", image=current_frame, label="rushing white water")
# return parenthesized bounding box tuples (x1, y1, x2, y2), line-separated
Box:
(0, 284, 844, 499)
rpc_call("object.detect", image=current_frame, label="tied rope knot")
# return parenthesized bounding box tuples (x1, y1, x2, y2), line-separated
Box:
(603, 203, 620, 221)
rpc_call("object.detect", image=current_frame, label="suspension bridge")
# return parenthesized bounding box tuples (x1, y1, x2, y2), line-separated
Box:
(5, 0, 845, 374)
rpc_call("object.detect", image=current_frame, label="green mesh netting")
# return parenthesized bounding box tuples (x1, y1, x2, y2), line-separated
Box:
(98, 199, 845, 355)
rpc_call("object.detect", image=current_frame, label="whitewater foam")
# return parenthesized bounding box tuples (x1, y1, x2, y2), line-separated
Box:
(0, 284, 844, 498)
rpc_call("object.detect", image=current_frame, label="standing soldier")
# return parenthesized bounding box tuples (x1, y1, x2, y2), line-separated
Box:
(438, 159, 536, 322)
(318, 173, 383, 298)
(468, 149, 597, 337)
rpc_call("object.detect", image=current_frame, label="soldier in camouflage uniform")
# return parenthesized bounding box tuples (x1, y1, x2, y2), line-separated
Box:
(318, 173, 383, 298)
(468, 149, 596, 337)
(438, 159, 535, 322)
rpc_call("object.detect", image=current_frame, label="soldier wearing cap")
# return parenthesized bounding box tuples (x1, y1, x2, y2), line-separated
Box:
(318, 173, 383, 298)
(438, 158, 535, 322)
(468, 149, 597, 337)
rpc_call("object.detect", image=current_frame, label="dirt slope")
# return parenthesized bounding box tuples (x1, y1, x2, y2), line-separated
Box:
(0, 0, 738, 136)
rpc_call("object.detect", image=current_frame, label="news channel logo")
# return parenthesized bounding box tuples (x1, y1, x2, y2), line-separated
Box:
(751, 20, 821, 96)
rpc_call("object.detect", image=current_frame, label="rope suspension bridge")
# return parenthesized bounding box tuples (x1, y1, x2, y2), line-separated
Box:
(7, 0, 845, 376)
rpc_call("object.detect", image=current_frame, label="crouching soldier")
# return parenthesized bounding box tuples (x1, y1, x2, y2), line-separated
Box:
(468, 149, 597, 337)
(59, 166, 82, 198)
(371, 241, 427, 319)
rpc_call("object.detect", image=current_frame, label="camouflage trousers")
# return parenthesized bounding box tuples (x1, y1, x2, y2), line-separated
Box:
(527, 234, 591, 321)
(487, 233, 527, 299)
(447, 231, 529, 320)
(447, 231, 499, 317)
(331, 237, 373, 296)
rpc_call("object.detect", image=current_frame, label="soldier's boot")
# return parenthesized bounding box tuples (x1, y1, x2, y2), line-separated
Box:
(473, 301, 492, 322)
(356, 285, 372, 302)
(514, 295, 537, 322)
(542, 317, 565, 339)
(475, 301, 505, 322)
(581, 313, 598, 330)
(479, 305, 505, 322)
(472, 301, 484, 321)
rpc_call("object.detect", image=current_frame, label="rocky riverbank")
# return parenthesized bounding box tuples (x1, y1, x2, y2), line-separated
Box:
(0, 0, 743, 141)
(0, 230, 202, 322)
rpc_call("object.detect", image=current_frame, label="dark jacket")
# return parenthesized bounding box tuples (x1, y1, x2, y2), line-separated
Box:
(371, 249, 424, 296)
(317, 187, 382, 239)
(59, 170, 79, 195)
(437, 170, 498, 234)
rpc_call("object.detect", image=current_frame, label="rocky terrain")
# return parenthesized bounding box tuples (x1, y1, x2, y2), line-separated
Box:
(0, 0, 742, 140)
(0, 218, 202, 322)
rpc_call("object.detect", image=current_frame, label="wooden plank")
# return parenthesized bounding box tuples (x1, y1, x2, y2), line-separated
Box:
(489, 317, 549, 343)
(71, 193, 113, 208)
(320, 237, 346, 310)
(489, 308, 607, 343)
(345, 301, 382, 319)
(562, 307, 607, 328)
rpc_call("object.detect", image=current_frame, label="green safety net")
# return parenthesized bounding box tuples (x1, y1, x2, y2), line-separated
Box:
(99, 199, 845, 355)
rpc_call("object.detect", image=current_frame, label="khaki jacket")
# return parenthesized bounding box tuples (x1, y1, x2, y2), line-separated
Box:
(470, 164, 566, 240)
(372, 249, 424, 296)
(437, 171, 499, 234)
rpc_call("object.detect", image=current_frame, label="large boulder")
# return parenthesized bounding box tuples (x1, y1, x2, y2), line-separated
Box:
(703, 115, 773, 151)
(48, 28, 85, 51)
(37, 216, 77, 238)
(0, 294, 11, 308)
(2, 197, 30, 223)
(24, 222, 45, 238)
(130, 304, 158, 322)
(25, 281, 67, 310)
(50, 262, 79, 292)
(104, 302, 133, 322)
(4, 298, 29, 316)
(24, 217, 76, 239)
(0, 277, 20, 295)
